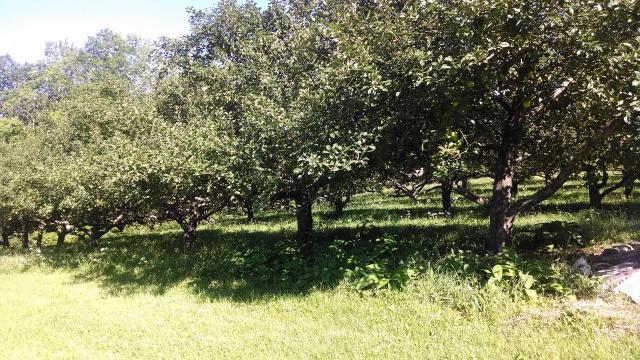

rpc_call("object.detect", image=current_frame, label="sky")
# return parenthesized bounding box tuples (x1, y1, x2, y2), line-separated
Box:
(0, 0, 265, 63)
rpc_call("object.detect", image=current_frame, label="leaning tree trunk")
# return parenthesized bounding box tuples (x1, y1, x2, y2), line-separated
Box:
(441, 181, 453, 214)
(1, 231, 9, 248)
(295, 193, 313, 254)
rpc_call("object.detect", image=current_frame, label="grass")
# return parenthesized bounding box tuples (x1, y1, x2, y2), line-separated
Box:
(1, 177, 640, 359)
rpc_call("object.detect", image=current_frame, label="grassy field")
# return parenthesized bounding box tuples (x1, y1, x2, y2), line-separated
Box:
(1, 177, 640, 359)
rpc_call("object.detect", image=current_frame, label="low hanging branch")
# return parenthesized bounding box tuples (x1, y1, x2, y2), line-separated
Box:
(451, 181, 490, 207)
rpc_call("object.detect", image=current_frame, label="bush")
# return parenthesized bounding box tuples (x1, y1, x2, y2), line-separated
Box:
(229, 223, 417, 292)
(440, 247, 598, 300)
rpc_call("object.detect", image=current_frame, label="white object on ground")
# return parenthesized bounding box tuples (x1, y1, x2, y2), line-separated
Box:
(614, 270, 640, 304)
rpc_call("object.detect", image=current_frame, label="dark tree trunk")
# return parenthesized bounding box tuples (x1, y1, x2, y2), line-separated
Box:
(624, 181, 634, 199)
(21, 224, 29, 249)
(333, 199, 345, 218)
(332, 195, 350, 219)
(623, 170, 635, 199)
(36, 229, 43, 249)
(178, 220, 198, 251)
(488, 209, 515, 252)
(441, 181, 453, 214)
(56, 231, 67, 247)
(244, 199, 255, 222)
(89, 233, 100, 247)
(295, 193, 313, 253)
(585, 166, 603, 208)
(88, 227, 106, 247)
(511, 176, 519, 198)
(487, 113, 521, 252)
(1, 231, 9, 248)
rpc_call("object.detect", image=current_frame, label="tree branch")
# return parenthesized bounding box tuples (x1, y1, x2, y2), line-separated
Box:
(509, 117, 622, 215)
(452, 181, 490, 207)
(601, 174, 633, 199)
(492, 91, 513, 113)
(530, 79, 573, 117)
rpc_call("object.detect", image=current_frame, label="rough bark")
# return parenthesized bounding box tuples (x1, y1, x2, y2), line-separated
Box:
(487, 111, 521, 252)
(452, 182, 490, 207)
(623, 169, 635, 199)
(246, 205, 255, 222)
(467, 90, 618, 252)
(584, 164, 632, 208)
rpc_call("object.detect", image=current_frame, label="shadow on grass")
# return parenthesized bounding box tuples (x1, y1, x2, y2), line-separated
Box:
(34, 219, 488, 303)
(10, 191, 638, 303)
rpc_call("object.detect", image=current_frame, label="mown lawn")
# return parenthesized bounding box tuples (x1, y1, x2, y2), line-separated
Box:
(1, 177, 639, 359)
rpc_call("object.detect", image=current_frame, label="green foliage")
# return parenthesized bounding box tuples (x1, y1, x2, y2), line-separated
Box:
(442, 247, 598, 300)
(0, 117, 23, 142)
(517, 221, 587, 251)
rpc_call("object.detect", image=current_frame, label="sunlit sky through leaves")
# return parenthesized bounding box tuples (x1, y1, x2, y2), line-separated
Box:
(0, 0, 267, 63)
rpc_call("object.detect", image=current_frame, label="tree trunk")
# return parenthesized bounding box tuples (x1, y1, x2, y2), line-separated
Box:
(441, 181, 453, 214)
(295, 194, 313, 253)
(511, 176, 519, 198)
(487, 113, 521, 252)
(624, 181, 634, 199)
(332, 196, 348, 218)
(244, 199, 255, 222)
(56, 230, 67, 247)
(21, 224, 29, 249)
(488, 210, 515, 252)
(88, 227, 105, 247)
(1, 231, 9, 248)
(585, 166, 603, 208)
(623, 169, 635, 199)
(36, 229, 43, 249)
(246, 205, 255, 222)
(179, 220, 197, 251)
(488, 181, 516, 252)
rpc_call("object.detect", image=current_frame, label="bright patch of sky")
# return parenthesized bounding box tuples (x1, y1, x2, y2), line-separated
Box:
(0, 0, 267, 63)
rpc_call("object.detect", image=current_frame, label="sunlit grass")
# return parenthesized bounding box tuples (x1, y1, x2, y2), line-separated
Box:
(1, 177, 639, 359)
